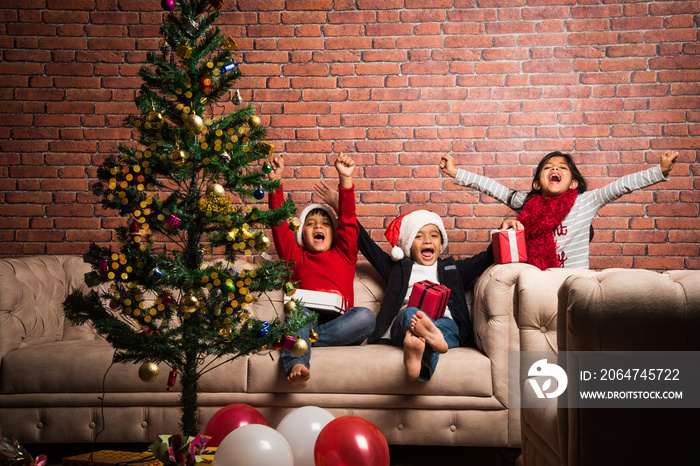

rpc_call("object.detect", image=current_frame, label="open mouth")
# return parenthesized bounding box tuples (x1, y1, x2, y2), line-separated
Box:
(421, 246, 435, 260)
(313, 232, 326, 244)
(549, 172, 562, 183)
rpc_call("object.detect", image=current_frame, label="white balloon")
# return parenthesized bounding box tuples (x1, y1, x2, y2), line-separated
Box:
(276, 406, 335, 466)
(213, 424, 293, 466)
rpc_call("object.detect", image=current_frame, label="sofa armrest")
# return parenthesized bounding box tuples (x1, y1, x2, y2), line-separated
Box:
(558, 269, 700, 352)
(515, 268, 595, 355)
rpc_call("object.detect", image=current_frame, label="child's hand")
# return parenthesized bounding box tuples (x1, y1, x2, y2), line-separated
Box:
(335, 153, 355, 188)
(314, 180, 339, 213)
(439, 154, 458, 178)
(267, 154, 284, 181)
(499, 218, 524, 230)
(660, 150, 679, 176)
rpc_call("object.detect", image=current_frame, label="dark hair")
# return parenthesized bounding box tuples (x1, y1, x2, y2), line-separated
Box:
(524, 151, 587, 203)
(306, 208, 331, 221)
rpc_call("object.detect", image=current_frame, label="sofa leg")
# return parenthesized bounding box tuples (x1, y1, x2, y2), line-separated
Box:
(498, 447, 522, 466)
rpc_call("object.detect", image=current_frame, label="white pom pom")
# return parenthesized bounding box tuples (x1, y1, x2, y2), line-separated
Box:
(390, 246, 404, 261)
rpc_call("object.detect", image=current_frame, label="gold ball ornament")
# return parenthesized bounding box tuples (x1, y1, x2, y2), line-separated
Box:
(179, 294, 199, 313)
(168, 148, 187, 166)
(146, 110, 163, 125)
(255, 234, 271, 252)
(185, 112, 206, 133)
(309, 328, 319, 343)
(138, 361, 160, 383)
(283, 300, 297, 317)
(291, 337, 308, 357)
(248, 115, 262, 127)
(206, 182, 225, 198)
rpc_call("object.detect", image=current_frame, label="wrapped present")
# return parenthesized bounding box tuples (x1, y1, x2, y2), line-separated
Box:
(491, 229, 527, 264)
(407, 280, 450, 321)
(62, 450, 162, 466)
(284, 289, 348, 314)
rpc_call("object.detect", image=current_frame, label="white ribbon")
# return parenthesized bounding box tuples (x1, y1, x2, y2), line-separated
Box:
(508, 229, 521, 262)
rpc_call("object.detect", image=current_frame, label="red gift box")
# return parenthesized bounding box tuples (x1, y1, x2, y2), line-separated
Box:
(492, 229, 527, 264)
(407, 280, 451, 321)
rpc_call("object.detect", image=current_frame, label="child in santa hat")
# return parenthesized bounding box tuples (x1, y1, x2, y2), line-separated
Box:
(267, 153, 375, 389)
(315, 182, 520, 381)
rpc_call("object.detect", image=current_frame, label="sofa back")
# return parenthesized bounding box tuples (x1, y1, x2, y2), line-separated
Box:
(0, 255, 98, 358)
(0, 256, 389, 359)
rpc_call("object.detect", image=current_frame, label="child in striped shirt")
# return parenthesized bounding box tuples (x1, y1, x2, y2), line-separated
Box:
(440, 150, 679, 269)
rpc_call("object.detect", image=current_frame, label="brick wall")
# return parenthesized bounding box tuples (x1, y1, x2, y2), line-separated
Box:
(1, 0, 699, 270)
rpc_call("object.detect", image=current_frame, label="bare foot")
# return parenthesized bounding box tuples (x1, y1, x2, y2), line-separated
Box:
(410, 311, 448, 354)
(287, 363, 310, 389)
(403, 330, 425, 381)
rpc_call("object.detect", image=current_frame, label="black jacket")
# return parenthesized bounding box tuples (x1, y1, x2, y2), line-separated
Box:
(358, 223, 494, 347)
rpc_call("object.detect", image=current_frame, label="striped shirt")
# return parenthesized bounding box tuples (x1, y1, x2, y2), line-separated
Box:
(454, 166, 668, 269)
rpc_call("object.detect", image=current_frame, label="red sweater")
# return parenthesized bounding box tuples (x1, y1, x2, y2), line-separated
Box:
(268, 184, 359, 308)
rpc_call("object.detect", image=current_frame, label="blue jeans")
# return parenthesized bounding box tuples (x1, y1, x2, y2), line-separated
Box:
(389, 307, 460, 382)
(282, 306, 375, 375)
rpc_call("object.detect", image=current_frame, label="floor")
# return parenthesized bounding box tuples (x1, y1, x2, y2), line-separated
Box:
(25, 442, 522, 466)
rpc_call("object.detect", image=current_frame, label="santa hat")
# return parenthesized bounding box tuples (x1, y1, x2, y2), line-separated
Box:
(295, 203, 338, 247)
(384, 210, 448, 261)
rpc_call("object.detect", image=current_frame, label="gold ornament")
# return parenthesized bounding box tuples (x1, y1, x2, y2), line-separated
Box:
(219, 327, 233, 342)
(259, 142, 275, 156)
(240, 227, 253, 240)
(146, 110, 163, 125)
(222, 36, 237, 51)
(206, 182, 225, 198)
(309, 329, 319, 343)
(220, 151, 231, 162)
(168, 147, 187, 166)
(291, 337, 308, 357)
(255, 234, 270, 252)
(289, 217, 301, 232)
(185, 112, 205, 133)
(180, 294, 199, 313)
(138, 361, 160, 383)
(225, 228, 239, 242)
(248, 115, 261, 127)
(283, 300, 297, 317)
(177, 44, 192, 59)
(284, 282, 296, 296)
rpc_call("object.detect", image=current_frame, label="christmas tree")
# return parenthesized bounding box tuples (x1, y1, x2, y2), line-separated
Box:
(64, 0, 314, 437)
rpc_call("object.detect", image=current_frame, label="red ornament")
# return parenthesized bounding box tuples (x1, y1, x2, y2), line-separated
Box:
(167, 366, 178, 391)
(162, 293, 173, 306)
(199, 77, 214, 95)
(161, 0, 175, 11)
(209, 0, 225, 9)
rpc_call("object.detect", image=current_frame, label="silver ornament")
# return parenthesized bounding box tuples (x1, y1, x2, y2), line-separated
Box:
(232, 89, 242, 105)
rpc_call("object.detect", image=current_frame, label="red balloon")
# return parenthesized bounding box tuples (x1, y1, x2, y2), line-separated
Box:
(203, 404, 267, 447)
(314, 416, 390, 466)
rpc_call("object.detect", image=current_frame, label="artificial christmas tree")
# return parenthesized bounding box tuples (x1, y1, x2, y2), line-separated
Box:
(64, 0, 314, 438)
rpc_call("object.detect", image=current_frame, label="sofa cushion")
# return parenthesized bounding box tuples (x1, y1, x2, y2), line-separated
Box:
(247, 345, 493, 397)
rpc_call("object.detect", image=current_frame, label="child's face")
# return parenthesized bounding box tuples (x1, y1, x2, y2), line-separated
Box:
(533, 155, 579, 198)
(410, 224, 443, 266)
(301, 212, 334, 253)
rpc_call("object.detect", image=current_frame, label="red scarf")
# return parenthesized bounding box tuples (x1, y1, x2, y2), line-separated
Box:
(516, 189, 578, 270)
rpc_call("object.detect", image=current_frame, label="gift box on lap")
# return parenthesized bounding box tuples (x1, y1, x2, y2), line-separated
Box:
(407, 280, 451, 321)
(491, 229, 527, 264)
(62, 450, 162, 466)
(284, 288, 348, 314)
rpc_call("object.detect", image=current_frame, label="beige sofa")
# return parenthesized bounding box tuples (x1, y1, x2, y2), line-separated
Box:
(516, 268, 700, 466)
(0, 255, 526, 450)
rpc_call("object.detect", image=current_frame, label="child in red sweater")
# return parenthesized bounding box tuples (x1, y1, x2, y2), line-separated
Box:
(267, 153, 375, 389)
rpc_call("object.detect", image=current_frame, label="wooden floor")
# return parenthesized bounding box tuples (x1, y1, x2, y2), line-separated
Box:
(26, 442, 522, 466)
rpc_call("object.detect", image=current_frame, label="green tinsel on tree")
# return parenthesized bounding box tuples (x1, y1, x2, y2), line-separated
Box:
(64, 0, 314, 437)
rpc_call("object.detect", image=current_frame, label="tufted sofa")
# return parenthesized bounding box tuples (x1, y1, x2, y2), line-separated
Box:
(0, 255, 527, 450)
(516, 268, 700, 466)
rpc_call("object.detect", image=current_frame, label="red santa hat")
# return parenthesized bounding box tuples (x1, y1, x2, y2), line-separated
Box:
(384, 210, 448, 261)
(295, 203, 338, 247)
